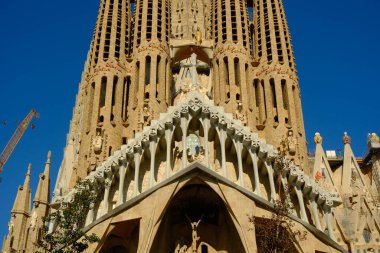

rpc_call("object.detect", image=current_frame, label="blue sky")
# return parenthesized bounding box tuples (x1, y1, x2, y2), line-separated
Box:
(0, 0, 379, 242)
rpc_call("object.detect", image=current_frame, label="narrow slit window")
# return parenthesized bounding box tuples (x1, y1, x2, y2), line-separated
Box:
(100, 77, 107, 108)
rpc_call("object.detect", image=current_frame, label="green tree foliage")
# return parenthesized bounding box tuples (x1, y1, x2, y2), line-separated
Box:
(37, 180, 103, 253)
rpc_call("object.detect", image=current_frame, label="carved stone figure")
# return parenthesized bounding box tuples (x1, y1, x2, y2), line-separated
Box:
(343, 132, 351, 145)
(138, 106, 152, 130)
(143, 106, 152, 126)
(287, 130, 297, 155)
(8, 220, 14, 234)
(174, 240, 188, 253)
(195, 27, 202, 45)
(186, 215, 203, 253)
(281, 130, 297, 156)
(92, 130, 103, 154)
(314, 132, 323, 144)
(235, 102, 247, 126)
(370, 133, 379, 142)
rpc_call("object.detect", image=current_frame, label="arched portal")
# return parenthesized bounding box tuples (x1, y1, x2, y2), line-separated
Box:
(99, 219, 140, 253)
(150, 181, 245, 252)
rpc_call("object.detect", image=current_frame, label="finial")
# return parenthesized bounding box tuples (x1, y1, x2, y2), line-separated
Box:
(47, 150, 52, 162)
(370, 133, 379, 143)
(314, 132, 323, 144)
(343, 132, 351, 145)
(27, 163, 32, 175)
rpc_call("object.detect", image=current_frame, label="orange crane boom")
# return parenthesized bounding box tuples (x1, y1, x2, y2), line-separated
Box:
(0, 109, 39, 173)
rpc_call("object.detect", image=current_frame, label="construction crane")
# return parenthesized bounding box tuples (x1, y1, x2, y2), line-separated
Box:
(0, 109, 39, 173)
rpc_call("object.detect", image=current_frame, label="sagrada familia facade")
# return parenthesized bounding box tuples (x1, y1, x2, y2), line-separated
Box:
(2, 0, 380, 252)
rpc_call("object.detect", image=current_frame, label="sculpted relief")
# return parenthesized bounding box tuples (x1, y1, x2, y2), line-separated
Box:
(173, 53, 212, 105)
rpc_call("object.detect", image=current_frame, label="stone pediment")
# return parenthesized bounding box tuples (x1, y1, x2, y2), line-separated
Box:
(54, 91, 342, 245)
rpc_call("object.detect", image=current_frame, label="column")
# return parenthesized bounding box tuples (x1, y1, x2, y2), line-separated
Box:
(323, 200, 336, 241)
(203, 118, 210, 167)
(235, 140, 244, 187)
(181, 117, 188, 169)
(117, 164, 127, 205)
(102, 178, 112, 215)
(150, 140, 157, 187)
(265, 161, 276, 202)
(250, 150, 261, 196)
(165, 129, 172, 178)
(133, 151, 142, 196)
(294, 184, 309, 223)
(219, 128, 227, 177)
(309, 196, 322, 230)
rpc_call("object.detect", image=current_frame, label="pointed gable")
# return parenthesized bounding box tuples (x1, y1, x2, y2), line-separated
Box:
(312, 133, 337, 192)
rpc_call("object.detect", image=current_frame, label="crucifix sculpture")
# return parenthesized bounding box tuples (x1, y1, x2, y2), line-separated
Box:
(186, 214, 204, 253)
(180, 53, 201, 88)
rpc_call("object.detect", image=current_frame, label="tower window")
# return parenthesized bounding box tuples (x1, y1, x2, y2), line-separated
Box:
(112, 76, 118, 106)
(234, 58, 240, 86)
(100, 77, 107, 108)
(87, 82, 95, 132)
(156, 55, 161, 99)
(145, 56, 151, 85)
(270, 78, 277, 108)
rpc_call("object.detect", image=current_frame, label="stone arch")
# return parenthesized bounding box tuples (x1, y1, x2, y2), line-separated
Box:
(173, 46, 210, 64)
(225, 136, 239, 183)
(171, 124, 183, 173)
(242, 146, 255, 191)
(155, 136, 167, 183)
(208, 127, 222, 172)
(99, 219, 140, 253)
(149, 181, 246, 252)
(139, 148, 151, 193)
(123, 161, 135, 202)
(257, 159, 271, 201)
(107, 179, 118, 212)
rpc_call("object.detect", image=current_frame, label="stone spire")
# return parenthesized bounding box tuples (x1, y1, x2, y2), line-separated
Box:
(251, 0, 308, 171)
(131, 0, 171, 126)
(341, 132, 363, 194)
(4, 164, 32, 252)
(33, 151, 51, 206)
(25, 151, 52, 251)
(54, 0, 137, 190)
(12, 163, 32, 215)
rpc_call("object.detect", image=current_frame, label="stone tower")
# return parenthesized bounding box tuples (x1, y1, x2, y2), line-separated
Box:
(2, 153, 52, 253)
(251, 0, 307, 169)
(6, 0, 365, 252)
(53, 0, 308, 197)
(3, 165, 32, 252)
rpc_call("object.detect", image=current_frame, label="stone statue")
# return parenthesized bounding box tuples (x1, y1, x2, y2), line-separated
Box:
(235, 102, 247, 126)
(8, 220, 14, 234)
(193, 146, 205, 161)
(143, 106, 152, 126)
(186, 214, 203, 253)
(195, 27, 202, 45)
(314, 132, 323, 144)
(370, 133, 379, 142)
(173, 54, 210, 104)
(343, 132, 351, 145)
(174, 238, 188, 253)
(92, 130, 103, 154)
(138, 105, 152, 130)
(287, 130, 297, 155)
(281, 130, 297, 156)
(181, 53, 199, 88)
